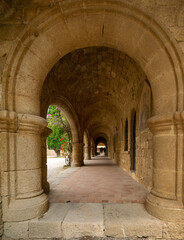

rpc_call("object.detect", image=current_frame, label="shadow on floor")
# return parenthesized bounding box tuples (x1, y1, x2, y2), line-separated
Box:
(84, 156, 115, 166)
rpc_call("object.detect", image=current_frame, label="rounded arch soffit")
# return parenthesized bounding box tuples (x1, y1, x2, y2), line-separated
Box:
(2, 0, 184, 117)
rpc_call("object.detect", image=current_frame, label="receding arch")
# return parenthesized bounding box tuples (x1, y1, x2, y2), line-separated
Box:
(93, 132, 110, 157)
(2, 0, 184, 222)
(41, 95, 82, 144)
(95, 136, 107, 156)
(2, 0, 184, 116)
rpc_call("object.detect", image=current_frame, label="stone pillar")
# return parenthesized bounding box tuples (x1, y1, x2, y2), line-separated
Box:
(105, 145, 108, 157)
(71, 142, 83, 167)
(41, 128, 52, 194)
(84, 145, 91, 160)
(0, 111, 49, 222)
(88, 145, 91, 159)
(91, 146, 95, 157)
(145, 113, 184, 222)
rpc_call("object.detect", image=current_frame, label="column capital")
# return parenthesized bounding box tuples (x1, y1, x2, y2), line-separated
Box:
(0, 110, 47, 134)
(147, 113, 173, 134)
(173, 111, 184, 133)
(0, 110, 17, 132)
(148, 112, 184, 135)
(41, 127, 52, 138)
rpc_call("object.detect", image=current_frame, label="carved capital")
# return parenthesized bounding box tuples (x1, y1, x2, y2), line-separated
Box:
(41, 127, 52, 138)
(173, 111, 184, 133)
(17, 113, 47, 134)
(147, 113, 174, 135)
(0, 111, 47, 134)
(0, 110, 17, 132)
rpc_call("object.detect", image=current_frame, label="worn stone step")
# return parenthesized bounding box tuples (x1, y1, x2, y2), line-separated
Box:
(4, 203, 165, 239)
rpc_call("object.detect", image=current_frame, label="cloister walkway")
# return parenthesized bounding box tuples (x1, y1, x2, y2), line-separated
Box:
(48, 157, 148, 204)
(28, 157, 162, 239)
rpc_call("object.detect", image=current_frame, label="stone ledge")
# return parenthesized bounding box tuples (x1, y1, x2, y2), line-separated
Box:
(4, 221, 29, 239)
(3, 203, 179, 240)
(104, 203, 163, 238)
(62, 203, 104, 239)
(29, 203, 71, 239)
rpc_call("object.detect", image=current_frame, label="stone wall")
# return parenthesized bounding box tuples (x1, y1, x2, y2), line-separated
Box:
(114, 79, 153, 191)
(115, 128, 153, 191)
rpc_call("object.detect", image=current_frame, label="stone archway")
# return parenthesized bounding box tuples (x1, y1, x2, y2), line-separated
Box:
(93, 132, 110, 157)
(41, 93, 83, 167)
(1, 0, 184, 223)
(95, 137, 107, 156)
(40, 94, 83, 193)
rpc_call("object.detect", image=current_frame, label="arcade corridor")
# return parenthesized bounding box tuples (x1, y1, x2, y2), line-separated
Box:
(1, 1, 184, 238)
(48, 157, 148, 204)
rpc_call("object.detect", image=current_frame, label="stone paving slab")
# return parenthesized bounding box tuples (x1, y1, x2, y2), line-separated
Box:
(29, 203, 71, 238)
(4, 221, 29, 239)
(104, 203, 163, 239)
(62, 203, 104, 239)
(25, 203, 163, 240)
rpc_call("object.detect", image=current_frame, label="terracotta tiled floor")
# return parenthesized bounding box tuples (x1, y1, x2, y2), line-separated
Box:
(48, 157, 148, 203)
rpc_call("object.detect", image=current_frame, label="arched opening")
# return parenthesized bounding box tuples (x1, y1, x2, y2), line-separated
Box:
(45, 105, 72, 193)
(96, 143, 106, 156)
(47, 105, 72, 159)
(1, 1, 184, 224)
(95, 137, 107, 156)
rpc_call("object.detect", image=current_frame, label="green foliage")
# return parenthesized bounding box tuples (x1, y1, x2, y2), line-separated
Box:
(47, 105, 71, 155)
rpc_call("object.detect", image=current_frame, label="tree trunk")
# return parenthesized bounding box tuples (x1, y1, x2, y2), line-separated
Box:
(56, 150, 60, 157)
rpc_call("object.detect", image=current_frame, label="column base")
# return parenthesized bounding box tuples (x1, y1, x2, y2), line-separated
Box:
(43, 181, 50, 194)
(84, 155, 90, 160)
(145, 192, 184, 222)
(71, 162, 83, 167)
(3, 193, 49, 222)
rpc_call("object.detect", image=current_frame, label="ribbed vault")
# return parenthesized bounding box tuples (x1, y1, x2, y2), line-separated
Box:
(41, 47, 146, 139)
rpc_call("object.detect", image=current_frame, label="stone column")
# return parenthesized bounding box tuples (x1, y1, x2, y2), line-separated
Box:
(0, 111, 49, 222)
(105, 144, 108, 156)
(71, 142, 83, 167)
(41, 127, 52, 194)
(91, 146, 95, 157)
(84, 145, 91, 160)
(88, 145, 91, 159)
(145, 113, 184, 222)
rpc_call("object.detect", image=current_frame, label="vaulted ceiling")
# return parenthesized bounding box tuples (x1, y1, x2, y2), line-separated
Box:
(41, 47, 146, 139)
